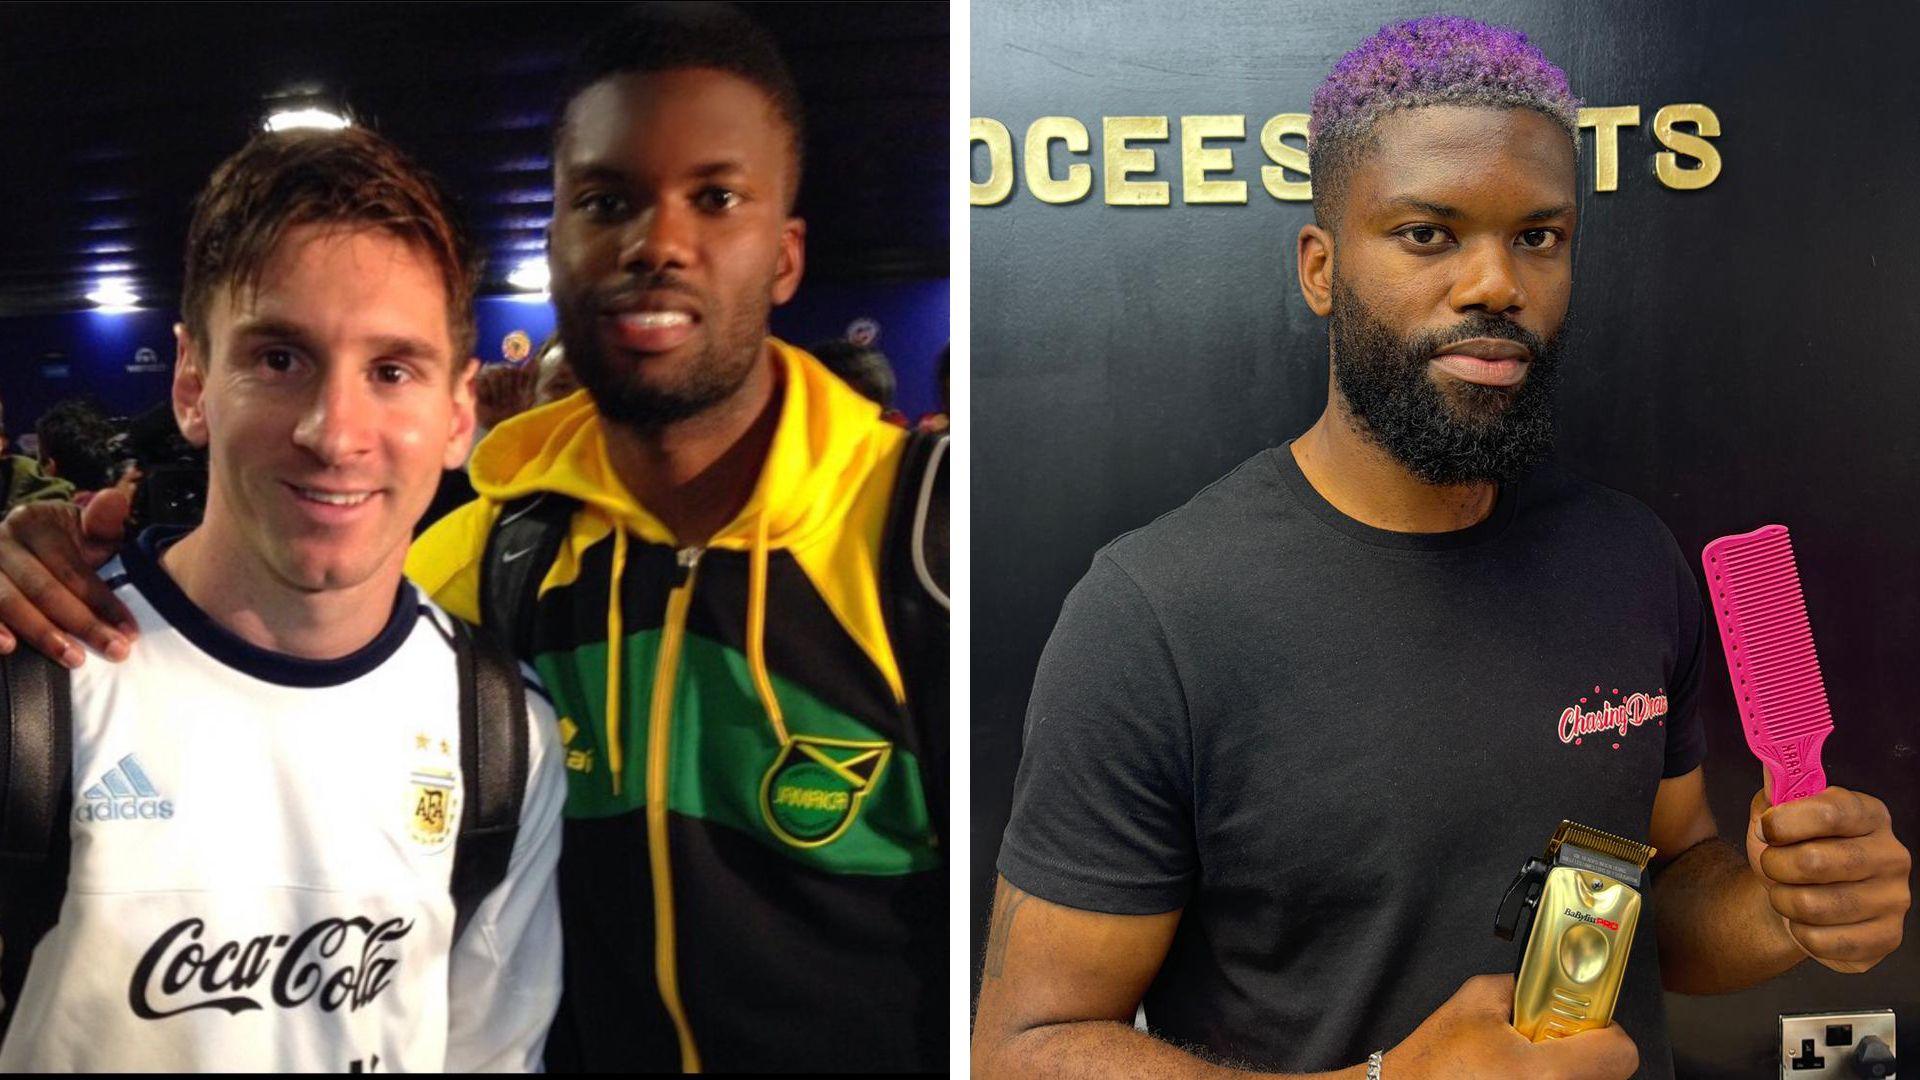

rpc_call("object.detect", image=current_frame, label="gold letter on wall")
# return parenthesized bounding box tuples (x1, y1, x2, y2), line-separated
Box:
(1180, 115, 1247, 204)
(970, 118, 1013, 206)
(1103, 116, 1171, 206)
(1260, 113, 1312, 201)
(1652, 104, 1722, 190)
(1025, 116, 1093, 204)
(1578, 106, 1641, 193)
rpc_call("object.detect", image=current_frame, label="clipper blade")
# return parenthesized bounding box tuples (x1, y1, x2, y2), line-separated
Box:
(1547, 821, 1655, 875)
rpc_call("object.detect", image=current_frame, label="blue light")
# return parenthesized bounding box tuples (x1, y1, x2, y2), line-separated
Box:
(507, 257, 549, 293)
(496, 112, 551, 132)
(492, 188, 555, 206)
(86, 278, 140, 313)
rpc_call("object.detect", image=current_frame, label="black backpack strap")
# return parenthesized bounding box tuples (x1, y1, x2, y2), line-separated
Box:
(449, 618, 530, 942)
(880, 431, 949, 846)
(0, 648, 70, 867)
(480, 492, 577, 658)
(0, 648, 73, 1034)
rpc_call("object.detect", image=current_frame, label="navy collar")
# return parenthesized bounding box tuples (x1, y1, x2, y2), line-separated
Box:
(122, 527, 420, 688)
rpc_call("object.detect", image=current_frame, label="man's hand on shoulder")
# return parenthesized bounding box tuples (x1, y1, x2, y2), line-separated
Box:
(0, 487, 135, 668)
(1747, 780, 1911, 973)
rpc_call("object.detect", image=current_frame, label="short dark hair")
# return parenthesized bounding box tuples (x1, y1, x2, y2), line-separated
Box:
(556, 2, 805, 206)
(182, 126, 480, 363)
(36, 398, 119, 491)
(810, 339, 896, 409)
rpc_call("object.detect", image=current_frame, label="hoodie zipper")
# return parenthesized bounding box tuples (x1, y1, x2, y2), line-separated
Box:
(648, 544, 704, 1072)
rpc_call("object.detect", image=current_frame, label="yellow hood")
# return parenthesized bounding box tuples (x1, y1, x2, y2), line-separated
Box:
(413, 335, 913, 818)
(468, 337, 899, 551)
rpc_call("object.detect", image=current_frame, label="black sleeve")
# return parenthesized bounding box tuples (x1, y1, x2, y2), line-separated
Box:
(996, 552, 1197, 915)
(1660, 533, 1709, 779)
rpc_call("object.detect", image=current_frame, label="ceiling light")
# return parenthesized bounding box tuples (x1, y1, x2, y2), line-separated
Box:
(507, 257, 550, 293)
(264, 107, 351, 133)
(86, 278, 140, 312)
(490, 156, 552, 174)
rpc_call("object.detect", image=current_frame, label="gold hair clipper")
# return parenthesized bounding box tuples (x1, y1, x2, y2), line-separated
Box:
(1492, 821, 1656, 1041)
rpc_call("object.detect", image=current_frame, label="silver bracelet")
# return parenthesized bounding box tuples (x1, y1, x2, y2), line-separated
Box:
(1366, 1050, 1383, 1080)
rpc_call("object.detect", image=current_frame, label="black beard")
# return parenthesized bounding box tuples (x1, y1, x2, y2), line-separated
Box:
(553, 277, 768, 434)
(1328, 276, 1562, 486)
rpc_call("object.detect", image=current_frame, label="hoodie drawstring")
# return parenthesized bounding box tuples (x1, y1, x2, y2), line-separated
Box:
(746, 510, 790, 746)
(605, 525, 629, 796)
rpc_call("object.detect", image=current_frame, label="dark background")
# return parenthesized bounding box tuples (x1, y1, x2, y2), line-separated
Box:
(0, 1, 949, 433)
(971, 1, 1919, 1077)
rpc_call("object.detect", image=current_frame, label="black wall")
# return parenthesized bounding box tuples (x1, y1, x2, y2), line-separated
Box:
(970, 2, 1920, 1076)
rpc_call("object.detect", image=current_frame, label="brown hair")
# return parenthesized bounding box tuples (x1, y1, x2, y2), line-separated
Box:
(181, 126, 480, 365)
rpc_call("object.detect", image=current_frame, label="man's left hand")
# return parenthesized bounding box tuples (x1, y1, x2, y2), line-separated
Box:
(1748, 783, 1911, 973)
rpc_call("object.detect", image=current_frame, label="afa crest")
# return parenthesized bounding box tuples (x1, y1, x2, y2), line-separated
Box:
(408, 769, 461, 852)
(758, 736, 892, 848)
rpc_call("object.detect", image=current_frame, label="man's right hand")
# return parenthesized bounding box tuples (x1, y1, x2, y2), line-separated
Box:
(1384, 974, 1638, 1080)
(0, 487, 137, 667)
(975, 876, 1639, 1080)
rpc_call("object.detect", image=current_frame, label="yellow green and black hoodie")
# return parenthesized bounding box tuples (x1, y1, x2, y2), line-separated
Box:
(408, 340, 942, 1072)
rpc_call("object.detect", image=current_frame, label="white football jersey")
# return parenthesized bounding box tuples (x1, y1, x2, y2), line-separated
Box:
(0, 534, 565, 1072)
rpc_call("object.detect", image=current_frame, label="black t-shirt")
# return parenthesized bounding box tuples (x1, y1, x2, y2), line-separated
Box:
(999, 443, 1707, 1079)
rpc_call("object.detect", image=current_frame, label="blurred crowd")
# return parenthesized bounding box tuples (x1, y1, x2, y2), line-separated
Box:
(4, 334, 951, 544)
(0, 393, 206, 528)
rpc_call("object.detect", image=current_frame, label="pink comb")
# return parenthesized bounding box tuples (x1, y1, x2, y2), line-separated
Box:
(1701, 525, 1831, 804)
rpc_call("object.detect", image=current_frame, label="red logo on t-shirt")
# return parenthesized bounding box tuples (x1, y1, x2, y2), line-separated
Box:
(1558, 686, 1668, 746)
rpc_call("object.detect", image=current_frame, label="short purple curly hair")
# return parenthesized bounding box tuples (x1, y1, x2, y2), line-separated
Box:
(1308, 15, 1581, 226)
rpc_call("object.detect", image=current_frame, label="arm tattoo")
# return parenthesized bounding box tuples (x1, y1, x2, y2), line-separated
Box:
(983, 881, 1030, 979)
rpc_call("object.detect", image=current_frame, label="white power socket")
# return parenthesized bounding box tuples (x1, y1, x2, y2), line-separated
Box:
(1780, 1010, 1897, 1078)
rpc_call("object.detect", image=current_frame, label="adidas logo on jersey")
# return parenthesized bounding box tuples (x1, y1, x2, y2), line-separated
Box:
(76, 754, 174, 822)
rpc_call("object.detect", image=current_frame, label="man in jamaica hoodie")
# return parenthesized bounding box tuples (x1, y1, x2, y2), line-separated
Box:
(407, 9, 946, 1072)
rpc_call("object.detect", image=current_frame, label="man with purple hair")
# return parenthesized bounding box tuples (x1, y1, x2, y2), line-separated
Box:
(974, 15, 1908, 1080)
